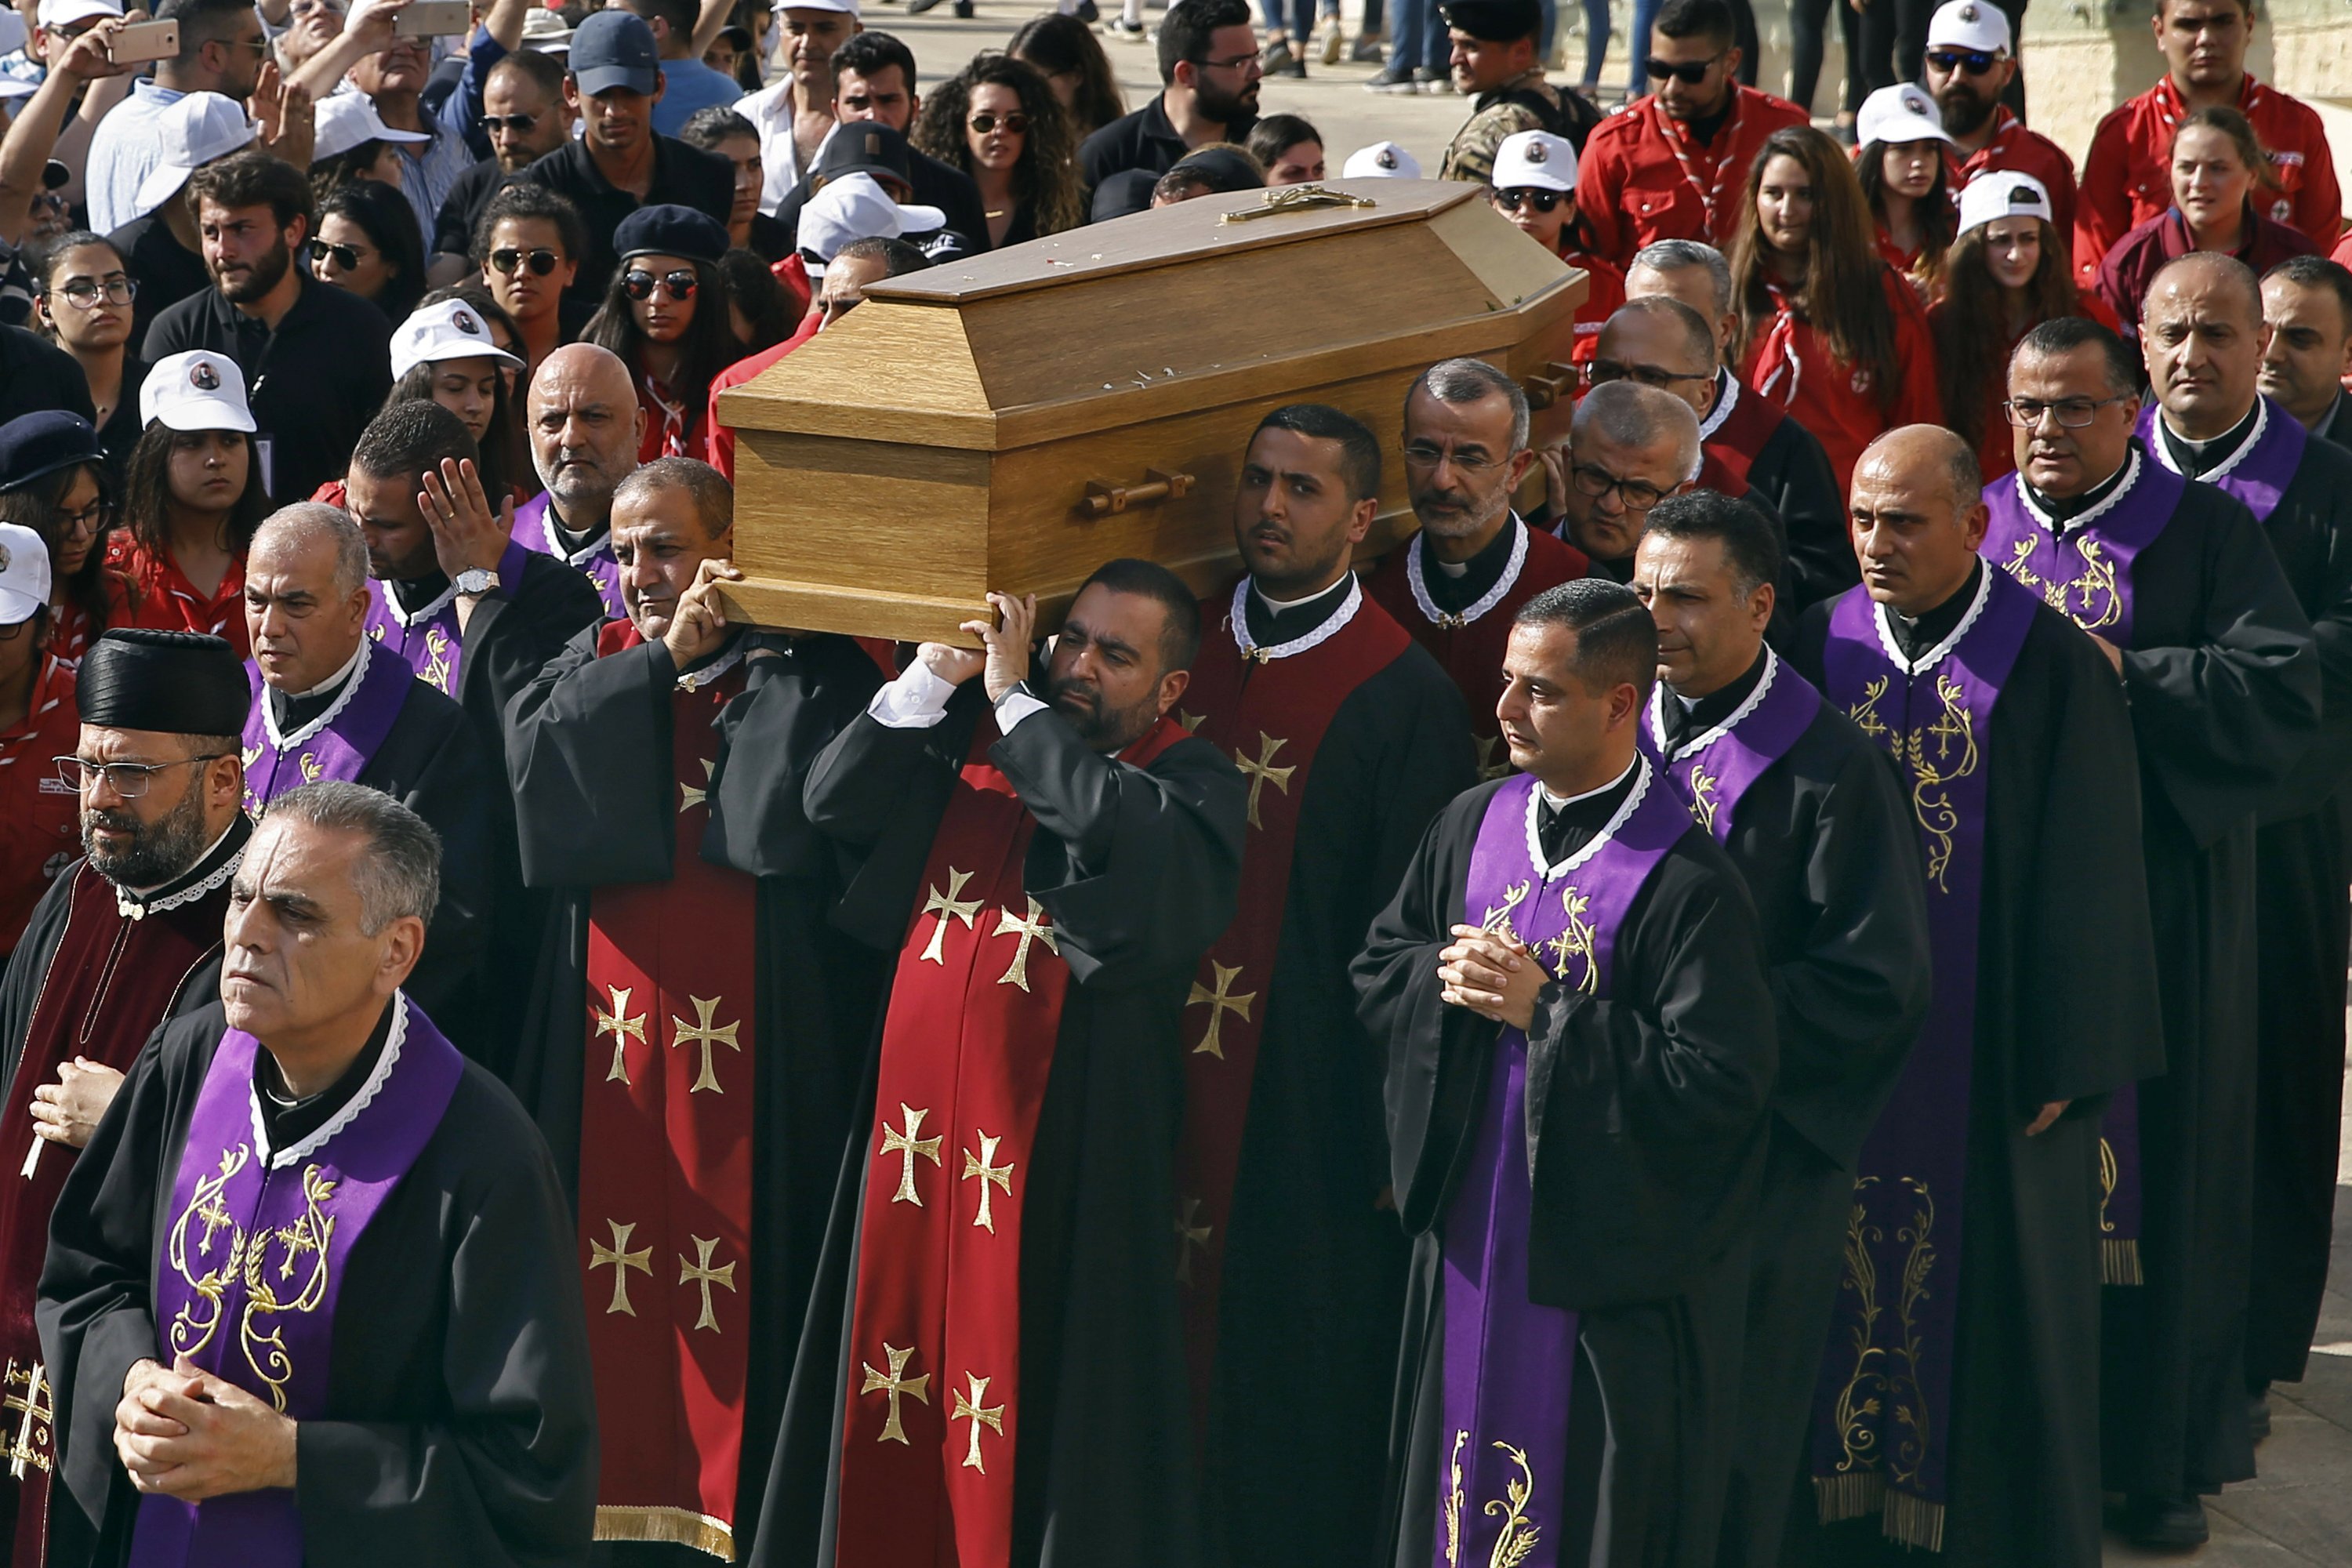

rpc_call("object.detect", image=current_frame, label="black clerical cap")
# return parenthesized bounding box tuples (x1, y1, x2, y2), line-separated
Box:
(77, 630, 249, 735)
(613, 204, 731, 268)
(1440, 0, 1542, 42)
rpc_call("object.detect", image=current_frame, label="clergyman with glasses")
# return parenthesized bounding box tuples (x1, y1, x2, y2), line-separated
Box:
(0, 628, 251, 1555)
(1545, 378, 1703, 583)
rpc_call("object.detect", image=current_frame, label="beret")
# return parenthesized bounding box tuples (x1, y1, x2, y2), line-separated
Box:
(613, 204, 731, 267)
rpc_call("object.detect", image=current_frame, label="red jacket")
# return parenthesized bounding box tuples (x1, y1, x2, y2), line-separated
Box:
(1946, 109, 2079, 247)
(1740, 265, 1940, 495)
(0, 655, 82, 957)
(2074, 73, 2341, 281)
(1563, 245, 1627, 364)
(1929, 290, 2120, 485)
(104, 535, 248, 655)
(1573, 86, 1812, 268)
(703, 312, 824, 481)
(2096, 205, 2318, 336)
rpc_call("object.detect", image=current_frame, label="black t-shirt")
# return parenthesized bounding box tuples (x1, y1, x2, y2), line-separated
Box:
(0, 325, 94, 426)
(1078, 94, 1257, 194)
(519, 135, 735, 307)
(110, 215, 212, 350)
(433, 156, 516, 258)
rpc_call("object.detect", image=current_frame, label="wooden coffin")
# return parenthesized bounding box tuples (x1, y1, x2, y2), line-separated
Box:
(716, 178, 1588, 644)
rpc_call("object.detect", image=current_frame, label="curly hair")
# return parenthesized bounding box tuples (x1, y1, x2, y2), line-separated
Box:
(1934, 216, 2090, 455)
(1729, 125, 1900, 412)
(912, 53, 1084, 238)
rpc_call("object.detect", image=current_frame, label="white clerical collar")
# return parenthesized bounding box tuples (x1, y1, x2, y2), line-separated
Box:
(539, 503, 612, 568)
(117, 824, 245, 920)
(1646, 645, 1783, 762)
(251, 991, 411, 1167)
(2016, 445, 2142, 537)
(1526, 754, 1649, 881)
(263, 638, 373, 751)
(1231, 573, 1363, 662)
(2151, 397, 2268, 483)
(383, 575, 459, 628)
(1699, 368, 1738, 441)
(675, 638, 746, 691)
(1404, 517, 1530, 630)
(1871, 560, 1994, 678)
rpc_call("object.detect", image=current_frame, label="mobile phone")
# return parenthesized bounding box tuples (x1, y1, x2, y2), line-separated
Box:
(105, 20, 180, 65)
(393, 2, 472, 36)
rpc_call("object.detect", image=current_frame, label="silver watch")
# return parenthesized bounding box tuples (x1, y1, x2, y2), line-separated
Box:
(452, 567, 500, 595)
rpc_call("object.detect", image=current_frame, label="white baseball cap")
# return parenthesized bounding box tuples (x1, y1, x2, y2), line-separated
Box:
(391, 298, 526, 380)
(1926, 0, 2011, 55)
(0, 9, 29, 55)
(36, 0, 123, 29)
(129, 93, 257, 221)
(798, 172, 946, 267)
(1957, 169, 2053, 234)
(772, 0, 858, 14)
(313, 93, 434, 164)
(1343, 140, 1422, 180)
(140, 352, 259, 434)
(1491, 130, 1576, 194)
(1856, 83, 1955, 150)
(0, 523, 53, 628)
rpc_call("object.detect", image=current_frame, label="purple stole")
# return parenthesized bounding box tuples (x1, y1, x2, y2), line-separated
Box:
(237, 642, 414, 818)
(513, 492, 622, 619)
(1636, 648, 1822, 842)
(2139, 395, 2307, 524)
(1438, 764, 1688, 1568)
(1806, 567, 2036, 1548)
(132, 996, 463, 1568)
(1981, 452, 2187, 1289)
(364, 538, 531, 696)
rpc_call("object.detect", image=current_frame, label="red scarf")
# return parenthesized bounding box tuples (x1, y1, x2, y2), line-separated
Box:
(1655, 91, 1749, 238)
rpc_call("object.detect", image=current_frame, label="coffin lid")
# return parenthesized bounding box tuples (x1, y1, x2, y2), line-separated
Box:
(717, 178, 1579, 452)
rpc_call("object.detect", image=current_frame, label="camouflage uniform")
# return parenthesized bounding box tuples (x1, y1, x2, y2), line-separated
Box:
(1438, 71, 1594, 184)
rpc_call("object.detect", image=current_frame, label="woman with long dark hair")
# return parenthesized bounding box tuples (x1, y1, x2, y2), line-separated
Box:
(111, 352, 270, 654)
(1853, 83, 1957, 295)
(1007, 13, 1126, 142)
(28, 230, 147, 470)
(1730, 123, 1940, 493)
(583, 206, 743, 463)
(309, 178, 429, 326)
(0, 412, 125, 665)
(1933, 173, 2119, 485)
(913, 53, 1083, 249)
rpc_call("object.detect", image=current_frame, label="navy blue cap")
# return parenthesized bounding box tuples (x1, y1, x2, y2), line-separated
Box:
(0, 411, 106, 494)
(815, 122, 913, 191)
(614, 204, 731, 267)
(568, 9, 661, 97)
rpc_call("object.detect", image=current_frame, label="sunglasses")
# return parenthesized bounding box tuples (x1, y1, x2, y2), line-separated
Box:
(968, 111, 1029, 135)
(1925, 49, 1999, 74)
(1645, 52, 1726, 83)
(316, 241, 372, 270)
(1493, 187, 1566, 213)
(623, 268, 699, 301)
(478, 112, 541, 134)
(489, 245, 562, 277)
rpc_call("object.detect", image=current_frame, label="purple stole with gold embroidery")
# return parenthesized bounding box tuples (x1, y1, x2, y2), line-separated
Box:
(1805, 567, 2035, 1548)
(1438, 762, 1687, 1568)
(132, 996, 462, 1568)
(1636, 648, 1822, 842)
(363, 539, 532, 697)
(238, 643, 413, 818)
(2139, 396, 2307, 524)
(513, 492, 622, 620)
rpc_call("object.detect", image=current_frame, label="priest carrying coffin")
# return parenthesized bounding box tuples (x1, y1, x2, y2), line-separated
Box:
(1355, 577, 1778, 1568)
(0, 630, 252, 1560)
(37, 783, 598, 1568)
(504, 457, 887, 1560)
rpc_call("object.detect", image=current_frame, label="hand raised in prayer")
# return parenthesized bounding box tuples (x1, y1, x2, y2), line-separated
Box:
(118, 1355, 297, 1501)
(29, 1057, 125, 1149)
(1439, 924, 1544, 1031)
(419, 458, 514, 581)
(663, 557, 742, 670)
(1538, 444, 1571, 524)
(964, 591, 1037, 704)
(249, 62, 315, 170)
(2024, 1100, 2069, 1137)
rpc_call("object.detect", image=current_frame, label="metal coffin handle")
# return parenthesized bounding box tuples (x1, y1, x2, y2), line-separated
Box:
(1083, 467, 1196, 517)
(1520, 361, 1578, 410)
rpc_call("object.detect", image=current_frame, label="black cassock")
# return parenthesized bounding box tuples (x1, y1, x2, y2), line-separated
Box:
(36, 1002, 597, 1568)
(752, 690, 1243, 1568)
(1792, 575, 2165, 1566)
(1354, 776, 1777, 1568)
(504, 629, 887, 1556)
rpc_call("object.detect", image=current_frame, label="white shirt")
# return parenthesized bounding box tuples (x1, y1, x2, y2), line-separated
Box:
(868, 661, 1048, 735)
(85, 79, 187, 234)
(736, 78, 822, 213)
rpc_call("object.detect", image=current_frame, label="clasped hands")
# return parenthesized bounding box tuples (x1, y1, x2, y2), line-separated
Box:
(115, 1356, 297, 1501)
(1439, 925, 1546, 1032)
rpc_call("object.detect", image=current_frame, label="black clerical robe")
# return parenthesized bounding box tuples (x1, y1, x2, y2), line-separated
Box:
(505, 628, 885, 1558)
(34, 1000, 597, 1568)
(1354, 765, 1777, 1568)
(1697, 368, 1856, 608)
(752, 684, 1243, 1568)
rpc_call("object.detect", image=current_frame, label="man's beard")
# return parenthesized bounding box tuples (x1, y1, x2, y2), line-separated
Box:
(1413, 483, 1509, 543)
(1048, 671, 1156, 752)
(218, 238, 291, 303)
(1194, 78, 1257, 125)
(83, 784, 212, 890)
(1937, 84, 1996, 138)
(543, 448, 618, 520)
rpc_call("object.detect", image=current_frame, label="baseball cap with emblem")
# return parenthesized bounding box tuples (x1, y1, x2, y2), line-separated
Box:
(1856, 83, 1957, 150)
(1492, 130, 1577, 194)
(1957, 170, 2053, 235)
(1926, 0, 2011, 55)
(314, 94, 434, 163)
(0, 523, 52, 628)
(568, 9, 662, 96)
(771, 0, 860, 16)
(391, 299, 528, 381)
(140, 352, 258, 434)
(0, 412, 107, 495)
(129, 93, 256, 222)
(1343, 140, 1422, 180)
(797, 173, 948, 271)
(812, 122, 916, 194)
(36, 0, 123, 29)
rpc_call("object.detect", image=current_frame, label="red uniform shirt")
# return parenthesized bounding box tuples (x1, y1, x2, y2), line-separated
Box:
(1573, 85, 1813, 268)
(0, 655, 82, 956)
(703, 312, 823, 482)
(103, 535, 248, 655)
(1561, 244, 1627, 364)
(1740, 265, 1941, 495)
(1946, 108, 2079, 247)
(2074, 73, 2341, 280)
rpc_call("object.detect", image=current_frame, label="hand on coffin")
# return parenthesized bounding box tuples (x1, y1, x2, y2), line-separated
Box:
(967, 591, 1037, 704)
(419, 458, 514, 582)
(29, 1056, 125, 1148)
(663, 557, 742, 670)
(117, 1355, 298, 1501)
(1439, 924, 1543, 1031)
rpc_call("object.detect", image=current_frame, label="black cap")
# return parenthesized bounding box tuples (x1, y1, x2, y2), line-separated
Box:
(1090, 168, 1157, 223)
(613, 204, 731, 267)
(1167, 146, 1266, 194)
(41, 159, 68, 191)
(568, 9, 661, 96)
(1440, 0, 1542, 42)
(0, 411, 106, 494)
(78, 630, 250, 737)
(814, 122, 914, 191)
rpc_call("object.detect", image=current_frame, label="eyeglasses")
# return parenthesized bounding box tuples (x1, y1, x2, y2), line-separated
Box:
(315, 241, 373, 270)
(1645, 52, 1726, 84)
(968, 111, 1029, 135)
(489, 245, 562, 277)
(30, 192, 68, 216)
(1570, 461, 1670, 511)
(623, 268, 698, 301)
(2002, 394, 2131, 429)
(1493, 187, 1565, 214)
(56, 497, 113, 537)
(1584, 357, 1714, 390)
(478, 112, 541, 134)
(49, 275, 137, 308)
(1195, 51, 1262, 71)
(53, 754, 228, 797)
(1925, 49, 2000, 74)
(1402, 442, 1502, 473)
(215, 35, 272, 53)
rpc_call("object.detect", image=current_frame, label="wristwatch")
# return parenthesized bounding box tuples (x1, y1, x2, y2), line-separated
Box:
(452, 566, 501, 596)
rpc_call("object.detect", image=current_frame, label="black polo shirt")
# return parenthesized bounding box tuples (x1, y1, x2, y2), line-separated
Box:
(143, 273, 394, 506)
(1078, 93, 1257, 194)
(0, 325, 93, 426)
(110, 213, 212, 348)
(519, 133, 735, 307)
(433, 156, 518, 259)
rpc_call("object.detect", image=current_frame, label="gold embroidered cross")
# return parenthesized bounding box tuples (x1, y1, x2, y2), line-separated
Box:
(919, 868, 981, 963)
(961, 1131, 1012, 1232)
(677, 1236, 737, 1332)
(1174, 1196, 1211, 1284)
(859, 1342, 930, 1444)
(669, 995, 741, 1094)
(589, 1219, 653, 1315)
(1, 1361, 49, 1480)
(952, 1373, 1005, 1473)
(1233, 732, 1295, 829)
(678, 757, 716, 814)
(422, 626, 454, 693)
(274, 1217, 321, 1280)
(991, 898, 1059, 991)
(593, 984, 647, 1085)
(194, 1192, 234, 1255)
(880, 1104, 942, 1205)
(1185, 962, 1255, 1058)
